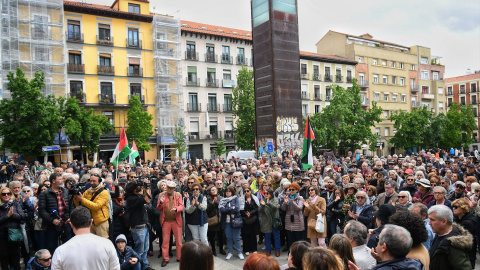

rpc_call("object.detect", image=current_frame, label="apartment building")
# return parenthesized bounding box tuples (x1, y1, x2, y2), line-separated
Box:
(445, 72, 480, 150)
(180, 21, 253, 160)
(316, 31, 445, 155)
(299, 51, 358, 116)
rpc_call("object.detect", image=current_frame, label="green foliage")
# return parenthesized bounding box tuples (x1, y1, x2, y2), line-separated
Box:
(0, 68, 61, 156)
(172, 118, 188, 158)
(126, 95, 153, 151)
(214, 137, 227, 157)
(441, 102, 476, 149)
(231, 66, 255, 150)
(309, 79, 382, 153)
(389, 106, 432, 150)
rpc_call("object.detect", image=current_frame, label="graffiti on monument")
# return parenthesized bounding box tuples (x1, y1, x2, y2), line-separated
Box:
(276, 116, 302, 158)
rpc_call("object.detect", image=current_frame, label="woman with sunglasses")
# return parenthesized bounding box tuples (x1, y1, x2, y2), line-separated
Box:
(259, 188, 281, 257)
(452, 198, 477, 268)
(304, 186, 327, 248)
(185, 183, 209, 245)
(281, 183, 305, 250)
(396, 191, 413, 209)
(366, 186, 377, 206)
(240, 187, 260, 255)
(0, 187, 26, 270)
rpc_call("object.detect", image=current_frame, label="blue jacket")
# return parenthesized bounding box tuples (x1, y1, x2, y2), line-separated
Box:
(346, 203, 374, 229)
(373, 257, 424, 270)
(116, 246, 140, 270)
(26, 257, 50, 270)
(219, 197, 240, 230)
(427, 199, 452, 210)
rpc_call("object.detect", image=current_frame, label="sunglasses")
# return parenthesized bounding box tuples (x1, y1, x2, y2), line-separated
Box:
(452, 205, 459, 209)
(356, 196, 365, 199)
(192, 188, 199, 191)
(216, 182, 222, 185)
(125, 167, 130, 169)
(243, 190, 251, 193)
(264, 192, 270, 195)
(456, 185, 465, 189)
(475, 190, 480, 193)
(188, 182, 194, 184)
(309, 189, 315, 192)
(288, 189, 296, 191)
(39, 257, 52, 262)
(407, 178, 414, 181)
(1, 193, 11, 196)
(398, 196, 407, 198)
(22, 190, 31, 193)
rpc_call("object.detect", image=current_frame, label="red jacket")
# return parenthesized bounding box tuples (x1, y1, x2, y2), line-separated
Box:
(156, 191, 184, 227)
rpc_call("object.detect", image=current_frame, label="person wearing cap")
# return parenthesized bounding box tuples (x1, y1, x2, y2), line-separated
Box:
(156, 181, 184, 267)
(114, 234, 141, 270)
(346, 190, 373, 230)
(413, 179, 435, 207)
(367, 204, 396, 248)
(447, 181, 467, 201)
(464, 164, 480, 182)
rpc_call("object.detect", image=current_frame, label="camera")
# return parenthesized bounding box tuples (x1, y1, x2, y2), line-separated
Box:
(135, 179, 150, 188)
(72, 182, 87, 195)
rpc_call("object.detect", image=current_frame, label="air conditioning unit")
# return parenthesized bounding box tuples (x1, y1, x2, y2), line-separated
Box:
(206, 135, 212, 139)
(189, 135, 196, 140)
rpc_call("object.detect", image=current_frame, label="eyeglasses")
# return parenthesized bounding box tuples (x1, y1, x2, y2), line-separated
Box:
(452, 205, 459, 209)
(407, 178, 415, 181)
(398, 196, 407, 198)
(288, 189, 296, 191)
(22, 190, 30, 193)
(455, 185, 465, 189)
(192, 188, 199, 191)
(433, 192, 444, 195)
(1, 193, 11, 196)
(309, 189, 315, 192)
(188, 182, 194, 184)
(39, 257, 52, 262)
(356, 196, 365, 199)
(243, 190, 251, 193)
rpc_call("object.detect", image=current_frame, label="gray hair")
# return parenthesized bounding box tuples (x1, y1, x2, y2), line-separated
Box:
(410, 203, 428, 218)
(433, 186, 447, 194)
(415, 171, 425, 178)
(90, 168, 101, 175)
(428, 205, 453, 225)
(398, 190, 412, 202)
(384, 180, 397, 191)
(157, 179, 167, 190)
(380, 224, 413, 258)
(354, 178, 365, 185)
(62, 172, 75, 183)
(10, 181, 21, 187)
(345, 220, 368, 245)
(34, 249, 50, 261)
(356, 190, 370, 204)
(31, 183, 39, 189)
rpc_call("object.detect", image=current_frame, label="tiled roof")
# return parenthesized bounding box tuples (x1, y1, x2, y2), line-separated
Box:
(180, 20, 252, 41)
(110, 0, 149, 8)
(330, 30, 408, 49)
(445, 73, 480, 83)
(300, 51, 357, 65)
(64, 1, 153, 20)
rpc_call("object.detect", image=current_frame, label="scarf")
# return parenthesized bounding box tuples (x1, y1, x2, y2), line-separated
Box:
(309, 195, 318, 204)
(114, 197, 124, 216)
(288, 193, 298, 205)
(218, 195, 237, 221)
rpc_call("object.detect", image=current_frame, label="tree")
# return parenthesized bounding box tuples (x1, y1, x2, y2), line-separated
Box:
(214, 137, 227, 158)
(126, 95, 154, 151)
(309, 79, 383, 153)
(441, 102, 476, 149)
(172, 118, 188, 159)
(231, 66, 255, 150)
(389, 106, 432, 150)
(0, 68, 61, 157)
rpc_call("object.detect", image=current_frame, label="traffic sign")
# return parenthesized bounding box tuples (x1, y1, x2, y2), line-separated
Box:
(267, 139, 274, 153)
(42, 145, 60, 152)
(376, 142, 385, 148)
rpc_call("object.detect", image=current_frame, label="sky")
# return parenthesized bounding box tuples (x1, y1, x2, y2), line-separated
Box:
(93, 0, 480, 77)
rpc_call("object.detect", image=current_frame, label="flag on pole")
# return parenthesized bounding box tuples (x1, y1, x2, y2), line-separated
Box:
(111, 127, 132, 166)
(205, 111, 210, 128)
(301, 115, 315, 170)
(129, 140, 139, 165)
(160, 149, 164, 162)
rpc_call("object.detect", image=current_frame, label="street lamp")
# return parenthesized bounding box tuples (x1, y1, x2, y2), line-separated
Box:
(155, 127, 159, 160)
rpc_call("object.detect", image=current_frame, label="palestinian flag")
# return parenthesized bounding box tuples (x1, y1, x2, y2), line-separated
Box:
(111, 127, 132, 166)
(301, 115, 315, 170)
(129, 140, 139, 165)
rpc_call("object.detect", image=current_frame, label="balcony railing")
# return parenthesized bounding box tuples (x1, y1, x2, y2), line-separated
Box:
(188, 131, 222, 140)
(127, 67, 143, 77)
(236, 56, 247, 65)
(314, 94, 322, 101)
(187, 103, 201, 112)
(186, 77, 200, 87)
(411, 85, 419, 92)
(472, 100, 478, 105)
(67, 63, 84, 74)
(221, 54, 233, 64)
(98, 94, 115, 105)
(206, 79, 219, 88)
(412, 101, 421, 108)
(301, 92, 310, 100)
(460, 89, 466, 94)
(312, 73, 321, 81)
(204, 131, 221, 140)
(224, 131, 235, 139)
(324, 75, 332, 82)
(335, 75, 343, 83)
(66, 32, 83, 43)
(205, 53, 217, 63)
(97, 65, 115, 75)
(301, 73, 308, 80)
(70, 92, 85, 103)
(325, 95, 332, 101)
(185, 51, 199, 61)
(129, 94, 145, 104)
(362, 98, 370, 106)
(207, 103, 220, 112)
(447, 91, 453, 96)
(346, 76, 353, 83)
(223, 104, 233, 112)
(358, 80, 369, 87)
(126, 39, 142, 49)
(96, 35, 113, 46)
(472, 87, 477, 93)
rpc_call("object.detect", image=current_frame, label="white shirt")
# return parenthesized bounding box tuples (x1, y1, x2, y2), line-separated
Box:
(51, 233, 120, 270)
(352, 244, 377, 270)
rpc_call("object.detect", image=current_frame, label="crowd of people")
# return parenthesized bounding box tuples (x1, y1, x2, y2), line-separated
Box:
(0, 148, 479, 269)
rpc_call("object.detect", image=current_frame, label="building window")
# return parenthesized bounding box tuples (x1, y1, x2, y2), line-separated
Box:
(325, 87, 332, 100)
(206, 44, 215, 62)
(433, 71, 439, 80)
(385, 127, 390, 136)
(375, 128, 380, 135)
(422, 86, 429, 94)
(373, 74, 378, 83)
(33, 15, 48, 39)
(187, 66, 197, 85)
(314, 85, 321, 100)
(400, 77, 405, 86)
(34, 47, 48, 61)
(382, 60, 387, 66)
(188, 93, 199, 111)
(325, 66, 331, 81)
(392, 76, 396, 85)
(128, 57, 141, 76)
(383, 75, 388, 84)
(207, 68, 216, 87)
(69, 52, 81, 65)
(98, 24, 111, 43)
(472, 95, 477, 105)
(130, 83, 141, 96)
(128, 3, 140, 13)
(447, 98, 452, 107)
(383, 94, 389, 101)
(447, 87, 452, 95)
(313, 65, 319, 78)
(301, 64, 307, 75)
(421, 57, 428, 64)
(103, 111, 114, 125)
(99, 54, 111, 66)
(67, 20, 81, 42)
(401, 94, 406, 102)
(399, 62, 404, 69)
(315, 105, 321, 114)
(384, 110, 389, 119)
(421, 70, 429, 80)
(347, 70, 352, 82)
(224, 95, 232, 112)
(225, 118, 233, 136)
(186, 42, 196, 60)
(127, 28, 140, 47)
(223, 69, 231, 80)
(460, 85, 466, 94)
(410, 78, 416, 87)
(358, 57, 363, 63)
(302, 104, 309, 117)
(390, 61, 395, 67)
(460, 96, 466, 105)
(374, 93, 380, 101)
(208, 94, 217, 112)
(359, 73, 365, 84)
(189, 119, 199, 138)
(222, 46, 231, 64)
(237, 47, 245, 65)
(411, 64, 415, 70)
(100, 82, 113, 100)
(438, 87, 443, 95)
(372, 59, 378, 65)
(472, 83, 477, 93)
(392, 94, 398, 102)
(70, 81, 83, 99)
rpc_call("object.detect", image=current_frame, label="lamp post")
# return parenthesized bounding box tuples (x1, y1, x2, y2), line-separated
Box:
(155, 127, 159, 161)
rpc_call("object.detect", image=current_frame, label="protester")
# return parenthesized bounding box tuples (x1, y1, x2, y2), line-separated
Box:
(219, 186, 243, 260)
(240, 186, 260, 255)
(281, 183, 305, 248)
(114, 234, 141, 270)
(344, 220, 376, 270)
(26, 249, 52, 270)
(302, 247, 343, 270)
(179, 241, 214, 270)
(206, 186, 224, 256)
(258, 188, 281, 256)
(185, 183, 209, 244)
(244, 253, 280, 270)
(451, 198, 477, 268)
(328, 234, 355, 270)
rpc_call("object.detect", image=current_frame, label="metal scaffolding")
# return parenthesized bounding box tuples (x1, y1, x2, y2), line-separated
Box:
(1, 0, 66, 98)
(152, 15, 184, 145)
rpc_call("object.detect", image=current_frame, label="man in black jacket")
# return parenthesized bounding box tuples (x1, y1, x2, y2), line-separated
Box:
(38, 173, 70, 254)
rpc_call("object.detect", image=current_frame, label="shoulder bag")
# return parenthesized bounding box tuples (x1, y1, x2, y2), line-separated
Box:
(266, 205, 282, 231)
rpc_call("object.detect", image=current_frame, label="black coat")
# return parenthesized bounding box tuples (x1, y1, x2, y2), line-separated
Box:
(0, 200, 25, 238)
(240, 197, 260, 235)
(326, 197, 344, 223)
(347, 203, 374, 229)
(206, 194, 221, 232)
(37, 187, 70, 230)
(111, 199, 128, 239)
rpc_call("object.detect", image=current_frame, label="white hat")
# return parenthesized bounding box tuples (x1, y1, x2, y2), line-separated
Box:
(115, 234, 127, 243)
(166, 181, 176, 188)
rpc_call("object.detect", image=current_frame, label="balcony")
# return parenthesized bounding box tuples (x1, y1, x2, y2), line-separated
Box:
(67, 63, 84, 74)
(97, 65, 115, 75)
(206, 79, 219, 88)
(301, 73, 308, 80)
(447, 91, 453, 96)
(335, 75, 343, 83)
(223, 103, 233, 112)
(185, 51, 199, 61)
(236, 56, 247, 65)
(314, 94, 322, 101)
(460, 88, 466, 94)
(412, 101, 421, 108)
(66, 32, 83, 43)
(312, 73, 321, 81)
(97, 35, 114, 46)
(346, 76, 353, 83)
(324, 75, 332, 82)
(188, 131, 222, 140)
(301, 92, 310, 100)
(421, 93, 435, 100)
(186, 77, 200, 87)
(207, 103, 220, 112)
(187, 103, 201, 112)
(221, 54, 233, 64)
(325, 95, 332, 101)
(205, 53, 217, 63)
(224, 131, 235, 139)
(98, 94, 115, 105)
(358, 80, 369, 88)
(362, 98, 370, 106)
(411, 85, 419, 92)
(129, 94, 144, 104)
(127, 67, 143, 77)
(70, 92, 85, 104)
(126, 39, 142, 49)
(472, 100, 478, 105)
(188, 133, 200, 141)
(472, 87, 477, 93)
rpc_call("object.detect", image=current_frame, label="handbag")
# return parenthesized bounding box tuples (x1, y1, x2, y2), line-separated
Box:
(230, 213, 244, 228)
(315, 213, 325, 233)
(308, 218, 316, 230)
(8, 228, 24, 242)
(244, 214, 258, 225)
(266, 205, 282, 231)
(208, 213, 219, 226)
